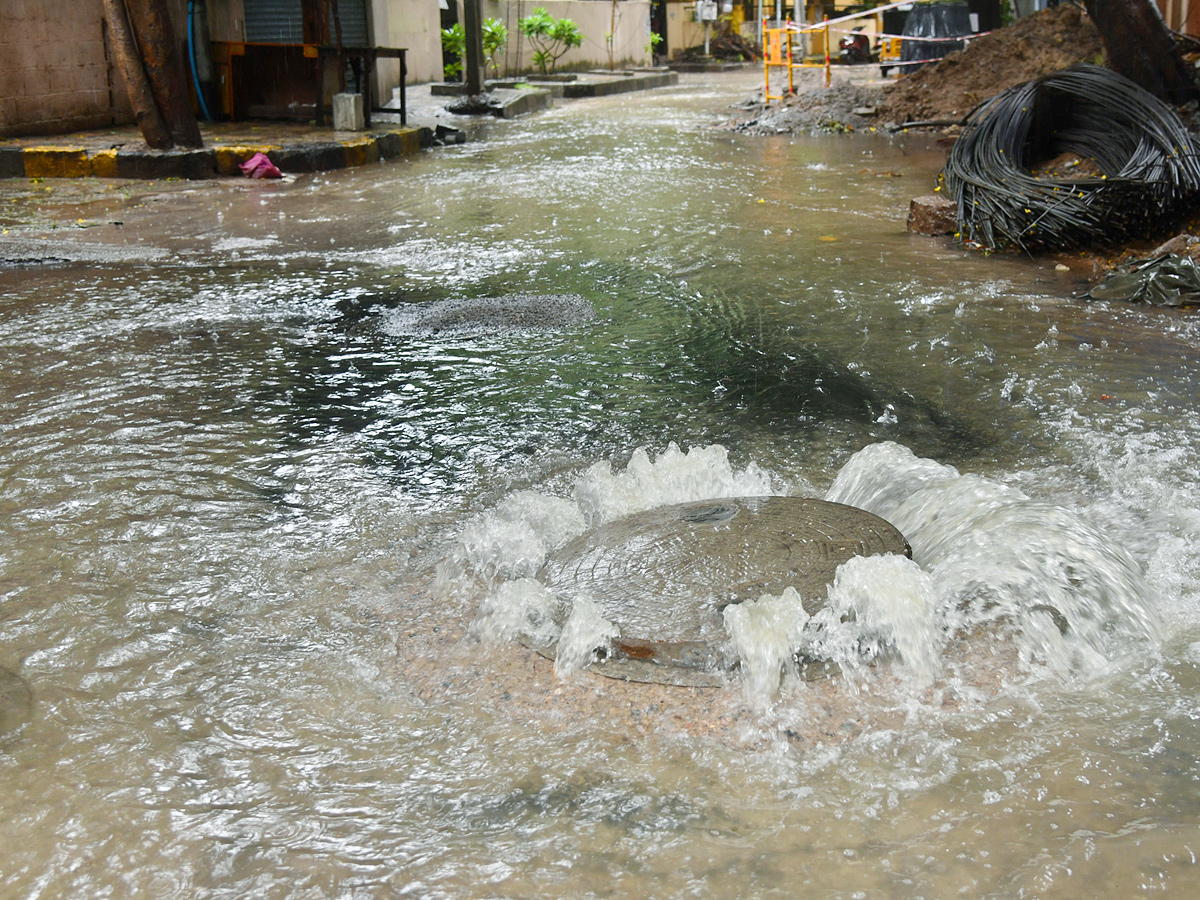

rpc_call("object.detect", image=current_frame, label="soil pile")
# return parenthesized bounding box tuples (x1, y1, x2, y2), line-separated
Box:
(682, 21, 762, 61)
(724, 5, 1105, 136)
(878, 4, 1105, 126)
(727, 77, 886, 135)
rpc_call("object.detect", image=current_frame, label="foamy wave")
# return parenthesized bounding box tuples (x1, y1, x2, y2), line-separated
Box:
(574, 443, 777, 527)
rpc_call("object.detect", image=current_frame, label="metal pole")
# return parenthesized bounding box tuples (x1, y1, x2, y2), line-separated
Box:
(823, 15, 830, 87)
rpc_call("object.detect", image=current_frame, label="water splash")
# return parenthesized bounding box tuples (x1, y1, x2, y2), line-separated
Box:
(824, 441, 1162, 680)
(554, 596, 619, 678)
(573, 442, 776, 528)
(723, 587, 810, 708)
(463, 440, 1161, 704)
(462, 444, 779, 659)
(456, 444, 776, 584)
(826, 441, 958, 519)
(471, 578, 562, 648)
(802, 555, 941, 690)
(455, 491, 586, 582)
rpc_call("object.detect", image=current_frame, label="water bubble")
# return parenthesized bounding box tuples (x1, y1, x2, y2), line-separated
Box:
(574, 442, 776, 527)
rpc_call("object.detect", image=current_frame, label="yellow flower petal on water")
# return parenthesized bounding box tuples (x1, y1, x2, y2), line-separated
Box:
(819, 235, 838, 242)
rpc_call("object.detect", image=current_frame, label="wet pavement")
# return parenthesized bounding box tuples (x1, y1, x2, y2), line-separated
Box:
(0, 70, 683, 181)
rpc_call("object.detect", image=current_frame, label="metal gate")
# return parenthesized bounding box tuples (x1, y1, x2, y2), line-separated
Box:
(244, 0, 368, 45)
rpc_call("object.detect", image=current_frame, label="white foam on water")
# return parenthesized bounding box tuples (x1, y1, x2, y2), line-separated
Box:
(554, 595, 619, 678)
(826, 441, 959, 521)
(923, 500, 1159, 677)
(455, 491, 587, 582)
(470, 578, 562, 648)
(822, 441, 1162, 683)
(454, 443, 775, 585)
(723, 587, 810, 708)
(573, 442, 777, 527)
(803, 554, 942, 690)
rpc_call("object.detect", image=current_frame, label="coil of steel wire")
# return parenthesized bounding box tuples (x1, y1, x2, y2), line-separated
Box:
(940, 63, 1200, 252)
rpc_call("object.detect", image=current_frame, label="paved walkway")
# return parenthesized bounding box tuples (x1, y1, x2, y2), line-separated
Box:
(0, 70, 683, 181)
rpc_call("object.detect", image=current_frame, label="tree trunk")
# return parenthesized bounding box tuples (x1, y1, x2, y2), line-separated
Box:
(123, 0, 204, 148)
(1083, 0, 1198, 104)
(102, 0, 173, 149)
(462, 0, 486, 95)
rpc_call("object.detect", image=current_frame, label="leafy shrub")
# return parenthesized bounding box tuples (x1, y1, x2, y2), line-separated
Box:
(517, 8, 583, 74)
(441, 18, 509, 81)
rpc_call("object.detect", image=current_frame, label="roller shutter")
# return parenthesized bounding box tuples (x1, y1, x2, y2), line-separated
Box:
(244, 0, 368, 45)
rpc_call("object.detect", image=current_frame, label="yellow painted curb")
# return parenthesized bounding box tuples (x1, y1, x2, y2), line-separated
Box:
(90, 149, 119, 178)
(213, 144, 280, 176)
(340, 137, 376, 167)
(393, 129, 421, 155)
(24, 146, 90, 179)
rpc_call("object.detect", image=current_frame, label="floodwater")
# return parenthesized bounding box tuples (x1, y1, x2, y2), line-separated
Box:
(2, 71, 1200, 898)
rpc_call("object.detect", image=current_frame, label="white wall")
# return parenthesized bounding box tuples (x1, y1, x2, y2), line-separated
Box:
(1, 0, 136, 137)
(372, 0, 446, 86)
(486, 0, 653, 76)
(368, 0, 653, 101)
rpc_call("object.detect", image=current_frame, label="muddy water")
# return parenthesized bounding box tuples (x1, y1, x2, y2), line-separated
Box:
(2, 71, 1200, 898)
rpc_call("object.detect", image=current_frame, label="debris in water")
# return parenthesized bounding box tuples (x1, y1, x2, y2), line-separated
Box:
(1082, 253, 1200, 307)
(239, 151, 282, 179)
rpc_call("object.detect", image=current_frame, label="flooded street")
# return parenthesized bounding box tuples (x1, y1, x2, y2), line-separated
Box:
(3, 71, 1200, 897)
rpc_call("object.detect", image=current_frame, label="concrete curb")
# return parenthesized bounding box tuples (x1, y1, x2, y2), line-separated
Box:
(562, 72, 679, 98)
(434, 72, 678, 105)
(0, 127, 426, 180)
(667, 61, 747, 73)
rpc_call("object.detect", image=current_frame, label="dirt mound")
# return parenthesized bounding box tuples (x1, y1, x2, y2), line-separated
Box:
(682, 21, 761, 61)
(879, 4, 1105, 126)
(728, 76, 885, 135)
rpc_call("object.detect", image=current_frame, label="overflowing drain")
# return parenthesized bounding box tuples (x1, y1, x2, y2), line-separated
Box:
(533, 496, 910, 686)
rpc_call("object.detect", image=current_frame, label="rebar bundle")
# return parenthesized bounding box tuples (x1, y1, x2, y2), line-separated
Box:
(941, 64, 1200, 252)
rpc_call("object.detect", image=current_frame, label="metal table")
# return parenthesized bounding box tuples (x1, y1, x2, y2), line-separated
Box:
(315, 46, 407, 127)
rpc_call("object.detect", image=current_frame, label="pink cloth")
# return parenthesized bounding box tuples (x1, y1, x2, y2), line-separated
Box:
(239, 152, 282, 179)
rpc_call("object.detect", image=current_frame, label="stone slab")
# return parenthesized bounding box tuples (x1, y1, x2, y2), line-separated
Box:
(908, 193, 958, 236)
(332, 92, 365, 131)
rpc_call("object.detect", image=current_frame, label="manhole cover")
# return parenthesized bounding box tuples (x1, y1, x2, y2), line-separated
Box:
(534, 496, 910, 686)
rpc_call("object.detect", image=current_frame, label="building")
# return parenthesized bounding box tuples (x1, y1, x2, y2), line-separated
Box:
(1, 0, 651, 138)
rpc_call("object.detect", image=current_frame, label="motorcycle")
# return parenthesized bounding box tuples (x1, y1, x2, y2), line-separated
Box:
(837, 27, 873, 64)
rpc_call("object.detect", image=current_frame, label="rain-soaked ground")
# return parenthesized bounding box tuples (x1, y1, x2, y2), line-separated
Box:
(3, 70, 1200, 898)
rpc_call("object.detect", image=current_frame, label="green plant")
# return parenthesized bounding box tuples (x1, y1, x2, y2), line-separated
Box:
(441, 22, 464, 80)
(441, 18, 509, 80)
(482, 17, 509, 72)
(646, 31, 662, 57)
(517, 8, 583, 74)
